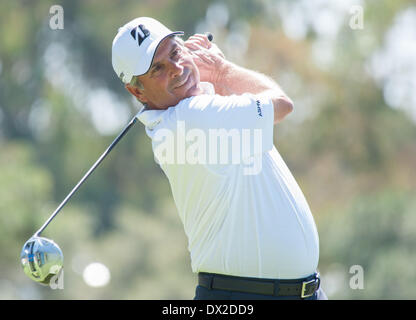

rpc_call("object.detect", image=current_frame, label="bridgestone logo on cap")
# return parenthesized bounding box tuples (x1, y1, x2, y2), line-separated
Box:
(130, 24, 150, 46)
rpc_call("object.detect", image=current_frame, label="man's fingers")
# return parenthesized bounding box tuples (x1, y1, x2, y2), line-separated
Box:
(193, 50, 215, 64)
(186, 36, 225, 60)
(185, 39, 207, 49)
(186, 34, 212, 48)
(184, 41, 211, 55)
(188, 47, 215, 65)
(210, 43, 226, 58)
(184, 42, 199, 51)
(186, 48, 210, 65)
(188, 33, 210, 41)
(185, 40, 203, 48)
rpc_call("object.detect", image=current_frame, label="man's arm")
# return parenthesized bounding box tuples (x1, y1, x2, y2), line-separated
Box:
(214, 62, 293, 124)
(184, 34, 293, 124)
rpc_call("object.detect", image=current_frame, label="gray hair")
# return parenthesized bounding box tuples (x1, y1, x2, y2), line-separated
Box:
(129, 75, 146, 106)
(129, 75, 144, 90)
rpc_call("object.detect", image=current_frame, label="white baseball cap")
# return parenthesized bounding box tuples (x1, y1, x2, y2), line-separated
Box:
(112, 17, 184, 84)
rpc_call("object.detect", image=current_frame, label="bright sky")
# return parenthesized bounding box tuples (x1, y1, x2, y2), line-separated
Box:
(369, 7, 416, 122)
(43, 42, 132, 136)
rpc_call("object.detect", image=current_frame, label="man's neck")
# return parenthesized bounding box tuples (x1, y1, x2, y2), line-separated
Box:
(145, 82, 213, 111)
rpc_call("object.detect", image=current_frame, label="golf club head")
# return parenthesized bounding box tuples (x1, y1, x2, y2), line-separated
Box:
(20, 236, 63, 285)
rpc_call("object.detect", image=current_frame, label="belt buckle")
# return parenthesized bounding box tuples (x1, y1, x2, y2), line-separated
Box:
(301, 279, 316, 298)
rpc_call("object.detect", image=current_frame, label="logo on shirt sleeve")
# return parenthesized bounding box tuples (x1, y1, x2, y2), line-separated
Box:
(256, 100, 263, 117)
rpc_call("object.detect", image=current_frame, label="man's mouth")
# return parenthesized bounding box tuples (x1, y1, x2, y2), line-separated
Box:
(174, 71, 190, 89)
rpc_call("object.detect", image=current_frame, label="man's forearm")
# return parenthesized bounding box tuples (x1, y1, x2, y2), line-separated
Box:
(212, 60, 285, 97)
(212, 60, 293, 124)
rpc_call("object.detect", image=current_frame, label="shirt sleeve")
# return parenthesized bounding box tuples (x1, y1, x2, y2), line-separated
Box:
(175, 93, 275, 158)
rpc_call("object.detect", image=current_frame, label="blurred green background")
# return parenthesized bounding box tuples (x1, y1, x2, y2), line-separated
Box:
(1, 0, 415, 299)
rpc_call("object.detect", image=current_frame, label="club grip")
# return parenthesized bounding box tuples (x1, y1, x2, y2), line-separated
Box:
(205, 32, 213, 42)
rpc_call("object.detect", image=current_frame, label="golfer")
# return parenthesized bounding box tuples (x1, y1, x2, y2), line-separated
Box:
(112, 17, 327, 300)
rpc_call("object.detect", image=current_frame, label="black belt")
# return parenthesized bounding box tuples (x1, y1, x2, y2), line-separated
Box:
(198, 272, 320, 298)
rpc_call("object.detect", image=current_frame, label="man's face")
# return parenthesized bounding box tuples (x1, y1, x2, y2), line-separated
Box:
(130, 37, 202, 109)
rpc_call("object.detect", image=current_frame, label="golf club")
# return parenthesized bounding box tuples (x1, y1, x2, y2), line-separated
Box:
(21, 115, 138, 284)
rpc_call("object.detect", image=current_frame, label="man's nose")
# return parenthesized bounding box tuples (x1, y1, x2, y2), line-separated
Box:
(168, 60, 184, 78)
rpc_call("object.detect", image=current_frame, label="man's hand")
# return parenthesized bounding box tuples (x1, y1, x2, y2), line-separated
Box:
(184, 34, 225, 83)
(185, 33, 294, 124)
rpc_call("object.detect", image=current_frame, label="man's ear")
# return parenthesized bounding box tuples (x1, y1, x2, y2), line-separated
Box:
(125, 83, 148, 103)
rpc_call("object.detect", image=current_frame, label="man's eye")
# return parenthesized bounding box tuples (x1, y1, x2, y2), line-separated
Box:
(152, 65, 162, 74)
(172, 48, 181, 58)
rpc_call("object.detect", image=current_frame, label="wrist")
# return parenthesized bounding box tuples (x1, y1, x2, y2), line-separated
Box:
(211, 59, 231, 86)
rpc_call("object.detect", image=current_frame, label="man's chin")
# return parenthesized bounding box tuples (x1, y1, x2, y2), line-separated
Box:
(175, 76, 202, 99)
(186, 81, 203, 97)
(186, 73, 203, 95)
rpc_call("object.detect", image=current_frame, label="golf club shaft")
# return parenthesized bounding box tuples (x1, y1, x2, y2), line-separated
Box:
(34, 116, 138, 237)
(34, 33, 213, 237)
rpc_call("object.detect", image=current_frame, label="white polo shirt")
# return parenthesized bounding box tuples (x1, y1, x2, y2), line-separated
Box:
(137, 83, 319, 279)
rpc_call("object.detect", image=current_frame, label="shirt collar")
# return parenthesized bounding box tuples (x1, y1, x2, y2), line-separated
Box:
(135, 106, 164, 129)
(135, 82, 215, 129)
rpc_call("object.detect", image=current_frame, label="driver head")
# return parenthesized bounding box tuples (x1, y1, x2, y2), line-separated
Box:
(20, 236, 63, 285)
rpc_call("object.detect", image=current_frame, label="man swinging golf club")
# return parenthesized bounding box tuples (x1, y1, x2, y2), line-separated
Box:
(112, 17, 327, 300)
